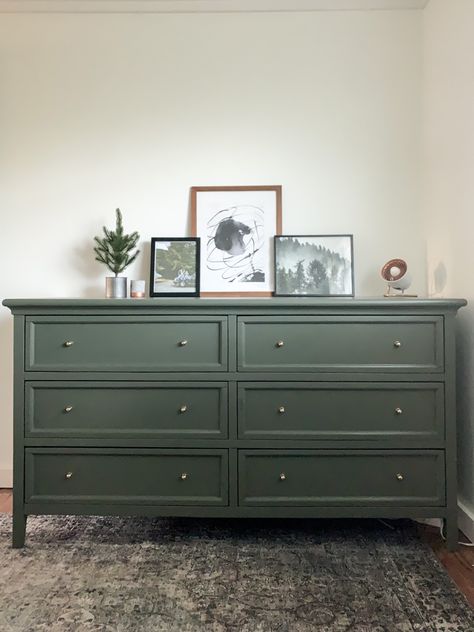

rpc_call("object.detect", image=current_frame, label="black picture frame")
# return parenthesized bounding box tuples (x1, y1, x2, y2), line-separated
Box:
(149, 237, 200, 297)
(274, 234, 354, 297)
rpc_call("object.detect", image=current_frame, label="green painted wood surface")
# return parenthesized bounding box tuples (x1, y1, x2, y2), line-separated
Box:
(2, 297, 466, 549)
(26, 316, 227, 372)
(26, 381, 228, 439)
(238, 316, 444, 372)
(239, 450, 445, 507)
(25, 448, 228, 506)
(238, 382, 444, 441)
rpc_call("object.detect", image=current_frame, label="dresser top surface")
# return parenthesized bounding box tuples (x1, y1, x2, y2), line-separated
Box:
(2, 297, 467, 314)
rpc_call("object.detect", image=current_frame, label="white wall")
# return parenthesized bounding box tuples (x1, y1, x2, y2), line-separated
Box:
(422, 0, 474, 539)
(0, 10, 423, 484)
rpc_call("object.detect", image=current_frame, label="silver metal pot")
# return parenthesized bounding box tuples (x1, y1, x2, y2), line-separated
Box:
(105, 276, 127, 298)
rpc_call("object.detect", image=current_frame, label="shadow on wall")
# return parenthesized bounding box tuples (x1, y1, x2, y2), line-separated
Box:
(0, 313, 14, 475)
(73, 238, 151, 298)
(456, 308, 474, 505)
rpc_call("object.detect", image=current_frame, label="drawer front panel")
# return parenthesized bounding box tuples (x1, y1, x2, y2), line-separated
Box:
(239, 450, 445, 506)
(238, 316, 444, 372)
(26, 316, 227, 372)
(26, 382, 228, 439)
(238, 383, 444, 441)
(25, 449, 228, 506)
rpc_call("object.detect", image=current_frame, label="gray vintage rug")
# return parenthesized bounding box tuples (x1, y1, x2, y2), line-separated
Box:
(0, 515, 472, 632)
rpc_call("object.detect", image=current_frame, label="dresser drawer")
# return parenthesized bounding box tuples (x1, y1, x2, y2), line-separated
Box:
(25, 382, 228, 439)
(238, 316, 444, 372)
(25, 449, 228, 506)
(239, 450, 445, 506)
(238, 383, 444, 442)
(26, 316, 227, 372)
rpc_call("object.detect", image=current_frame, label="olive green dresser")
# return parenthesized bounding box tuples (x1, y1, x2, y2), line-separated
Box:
(2, 298, 466, 549)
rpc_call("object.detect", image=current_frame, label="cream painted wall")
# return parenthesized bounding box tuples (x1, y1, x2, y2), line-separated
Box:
(422, 0, 474, 538)
(0, 10, 423, 484)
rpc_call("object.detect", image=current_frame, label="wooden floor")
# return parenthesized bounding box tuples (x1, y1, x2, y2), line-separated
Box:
(0, 488, 472, 607)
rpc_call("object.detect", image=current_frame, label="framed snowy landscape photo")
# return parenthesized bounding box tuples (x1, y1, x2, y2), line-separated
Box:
(191, 185, 282, 296)
(274, 234, 354, 297)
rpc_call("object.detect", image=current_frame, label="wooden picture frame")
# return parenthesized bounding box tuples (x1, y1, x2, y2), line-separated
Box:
(149, 237, 200, 297)
(190, 185, 282, 297)
(274, 234, 354, 297)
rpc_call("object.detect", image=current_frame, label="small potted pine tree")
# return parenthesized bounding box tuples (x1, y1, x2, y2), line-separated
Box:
(94, 208, 140, 298)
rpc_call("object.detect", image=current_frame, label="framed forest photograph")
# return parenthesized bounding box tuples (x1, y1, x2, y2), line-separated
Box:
(190, 185, 282, 296)
(274, 234, 354, 297)
(149, 237, 200, 297)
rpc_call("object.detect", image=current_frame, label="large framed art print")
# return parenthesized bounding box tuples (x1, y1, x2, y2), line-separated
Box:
(190, 185, 282, 296)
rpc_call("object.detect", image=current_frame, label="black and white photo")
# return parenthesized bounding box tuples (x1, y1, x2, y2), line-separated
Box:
(274, 234, 354, 296)
(191, 186, 282, 295)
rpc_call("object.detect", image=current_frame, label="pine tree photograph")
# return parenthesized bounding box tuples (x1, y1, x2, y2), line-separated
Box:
(274, 235, 353, 296)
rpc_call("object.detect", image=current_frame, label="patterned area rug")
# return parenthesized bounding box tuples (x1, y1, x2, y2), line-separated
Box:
(0, 515, 472, 632)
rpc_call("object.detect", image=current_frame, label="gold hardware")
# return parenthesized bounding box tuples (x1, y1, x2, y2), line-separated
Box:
(179, 405, 188, 413)
(179, 340, 188, 347)
(64, 406, 73, 413)
(278, 406, 286, 414)
(396, 473, 404, 481)
(395, 407, 403, 415)
(64, 341, 74, 347)
(65, 472, 73, 479)
(276, 341, 285, 348)
(180, 472, 188, 480)
(279, 473, 286, 481)
(393, 340, 401, 348)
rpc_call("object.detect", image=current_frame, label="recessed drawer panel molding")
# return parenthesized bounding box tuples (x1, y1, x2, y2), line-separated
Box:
(26, 316, 228, 372)
(25, 382, 228, 439)
(238, 383, 444, 441)
(25, 449, 228, 506)
(238, 316, 444, 372)
(239, 450, 445, 507)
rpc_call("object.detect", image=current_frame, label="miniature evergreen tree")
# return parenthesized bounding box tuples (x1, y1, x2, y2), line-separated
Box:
(93, 209, 140, 276)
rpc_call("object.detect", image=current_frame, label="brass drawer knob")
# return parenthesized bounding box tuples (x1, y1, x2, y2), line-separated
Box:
(393, 340, 401, 348)
(396, 473, 404, 481)
(179, 405, 188, 414)
(64, 341, 74, 347)
(278, 406, 286, 414)
(179, 339, 188, 347)
(279, 473, 286, 481)
(395, 407, 403, 415)
(180, 472, 188, 480)
(64, 406, 73, 413)
(276, 341, 285, 348)
(65, 472, 73, 479)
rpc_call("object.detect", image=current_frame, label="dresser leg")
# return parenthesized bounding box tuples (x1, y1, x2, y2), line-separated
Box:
(444, 516, 459, 551)
(12, 512, 26, 549)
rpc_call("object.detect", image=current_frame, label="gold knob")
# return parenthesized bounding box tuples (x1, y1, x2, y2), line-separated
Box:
(276, 340, 285, 348)
(179, 340, 188, 347)
(180, 472, 188, 480)
(64, 406, 73, 413)
(395, 407, 403, 415)
(179, 405, 188, 413)
(64, 341, 74, 347)
(279, 473, 286, 481)
(393, 340, 401, 348)
(278, 406, 285, 414)
(396, 473, 404, 481)
(65, 472, 73, 479)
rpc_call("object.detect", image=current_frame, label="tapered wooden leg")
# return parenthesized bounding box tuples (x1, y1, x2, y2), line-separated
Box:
(445, 516, 459, 552)
(12, 511, 26, 548)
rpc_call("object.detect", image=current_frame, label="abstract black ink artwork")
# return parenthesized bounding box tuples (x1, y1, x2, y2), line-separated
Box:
(207, 206, 265, 285)
(191, 186, 282, 295)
